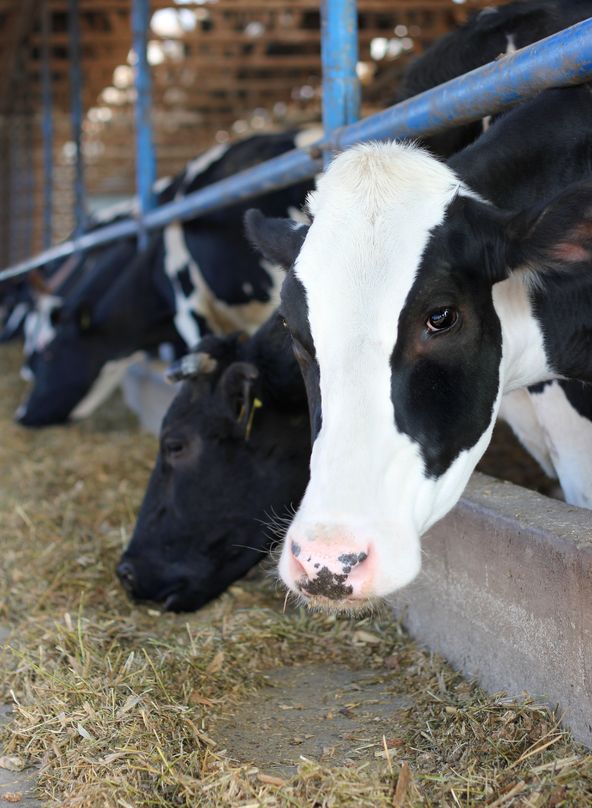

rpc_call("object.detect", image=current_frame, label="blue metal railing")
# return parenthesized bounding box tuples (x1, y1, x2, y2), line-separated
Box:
(1, 12, 592, 283)
(68, 0, 86, 236)
(132, 0, 157, 249)
(321, 0, 360, 165)
(41, 0, 54, 250)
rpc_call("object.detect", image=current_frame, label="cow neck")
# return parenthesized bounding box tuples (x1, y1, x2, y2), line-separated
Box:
(451, 84, 592, 388)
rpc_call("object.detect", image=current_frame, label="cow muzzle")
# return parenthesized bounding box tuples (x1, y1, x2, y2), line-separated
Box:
(279, 518, 423, 607)
(280, 530, 374, 606)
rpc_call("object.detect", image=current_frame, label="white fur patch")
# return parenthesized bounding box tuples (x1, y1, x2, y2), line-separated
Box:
(23, 294, 62, 358)
(529, 382, 592, 508)
(163, 222, 202, 348)
(180, 143, 229, 192)
(70, 351, 145, 420)
(498, 388, 556, 479)
(163, 219, 282, 344)
(3, 302, 29, 336)
(492, 274, 552, 391)
(295, 125, 324, 149)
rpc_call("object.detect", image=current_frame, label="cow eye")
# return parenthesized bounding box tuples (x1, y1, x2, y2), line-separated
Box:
(426, 307, 459, 333)
(164, 438, 185, 458)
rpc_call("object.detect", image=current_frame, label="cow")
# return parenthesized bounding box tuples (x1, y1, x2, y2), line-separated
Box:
(245, 82, 592, 608)
(394, 0, 592, 509)
(15, 237, 180, 424)
(396, 0, 592, 158)
(120, 1, 592, 612)
(1, 173, 181, 370)
(117, 311, 310, 612)
(15, 130, 315, 426)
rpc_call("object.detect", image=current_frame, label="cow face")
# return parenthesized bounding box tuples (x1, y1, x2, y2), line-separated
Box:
(16, 237, 178, 427)
(245, 142, 564, 608)
(117, 317, 310, 612)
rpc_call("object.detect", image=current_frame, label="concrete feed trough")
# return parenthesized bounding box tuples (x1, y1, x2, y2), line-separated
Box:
(122, 361, 592, 748)
(392, 473, 592, 747)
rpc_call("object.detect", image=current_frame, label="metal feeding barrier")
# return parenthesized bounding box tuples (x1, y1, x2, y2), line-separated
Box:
(1, 1, 592, 282)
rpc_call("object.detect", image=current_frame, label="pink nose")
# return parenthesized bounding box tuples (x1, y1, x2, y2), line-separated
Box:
(288, 538, 371, 600)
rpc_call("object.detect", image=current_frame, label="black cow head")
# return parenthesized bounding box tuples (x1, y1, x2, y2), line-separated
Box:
(117, 312, 310, 612)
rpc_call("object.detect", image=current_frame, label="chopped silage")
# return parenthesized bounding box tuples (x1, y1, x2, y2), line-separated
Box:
(0, 342, 590, 807)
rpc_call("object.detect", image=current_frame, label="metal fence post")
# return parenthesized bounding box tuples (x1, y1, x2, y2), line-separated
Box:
(321, 0, 360, 166)
(132, 0, 157, 249)
(41, 0, 54, 249)
(68, 0, 86, 236)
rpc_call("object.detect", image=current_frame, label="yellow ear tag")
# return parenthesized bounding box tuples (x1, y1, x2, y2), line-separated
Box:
(245, 397, 263, 441)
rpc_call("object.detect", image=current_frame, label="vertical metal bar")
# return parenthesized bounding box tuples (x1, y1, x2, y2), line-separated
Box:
(41, 1, 54, 249)
(0, 117, 7, 268)
(321, 0, 360, 166)
(8, 114, 21, 264)
(132, 0, 157, 249)
(68, 0, 85, 235)
(22, 106, 35, 260)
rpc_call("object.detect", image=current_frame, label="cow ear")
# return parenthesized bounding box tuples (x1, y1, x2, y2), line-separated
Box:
(220, 361, 261, 438)
(244, 208, 309, 269)
(506, 181, 592, 273)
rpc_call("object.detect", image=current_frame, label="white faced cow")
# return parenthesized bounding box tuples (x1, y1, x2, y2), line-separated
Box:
(246, 83, 592, 608)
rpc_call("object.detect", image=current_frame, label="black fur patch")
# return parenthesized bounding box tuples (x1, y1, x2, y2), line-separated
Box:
(176, 265, 194, 298)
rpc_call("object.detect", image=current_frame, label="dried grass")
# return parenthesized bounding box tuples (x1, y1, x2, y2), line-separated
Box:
(0, 342, 591, 806)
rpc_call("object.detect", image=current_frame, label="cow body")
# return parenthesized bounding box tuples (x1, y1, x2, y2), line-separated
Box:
(117, 312, 310, 612)
(397, 0, 592, 157)
(16, 131, 314, 426)
(246, 83, 592, 607)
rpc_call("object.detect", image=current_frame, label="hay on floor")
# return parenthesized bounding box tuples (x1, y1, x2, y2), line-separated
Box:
(0, 342, 591, 807)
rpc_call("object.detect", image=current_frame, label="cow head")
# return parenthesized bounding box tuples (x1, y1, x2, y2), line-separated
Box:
(16, 237, 178, 427)
(117, 312, 310, 612)
(246, 141, 592, 609)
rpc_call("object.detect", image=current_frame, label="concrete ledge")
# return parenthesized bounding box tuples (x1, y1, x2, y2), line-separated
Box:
(120, 363, 592, 745)
(121, 360, 177, 435)
(391, 472, 592, 747)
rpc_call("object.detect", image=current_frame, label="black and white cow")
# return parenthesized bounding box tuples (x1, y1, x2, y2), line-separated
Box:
(396, 0, 592, 157)
(16, 130, 315, 426)
(393, 0, 592, 509)
(245, 83, 592, 607)
(117, 311, 310, 612)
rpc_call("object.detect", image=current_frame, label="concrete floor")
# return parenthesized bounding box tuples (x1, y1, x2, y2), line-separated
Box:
(0, 628, 41, 807)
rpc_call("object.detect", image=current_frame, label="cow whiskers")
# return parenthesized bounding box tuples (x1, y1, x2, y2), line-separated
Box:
(230, 543, 269, 554)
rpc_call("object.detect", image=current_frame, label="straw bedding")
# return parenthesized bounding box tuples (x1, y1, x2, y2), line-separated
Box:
(0, 342, 590, 807)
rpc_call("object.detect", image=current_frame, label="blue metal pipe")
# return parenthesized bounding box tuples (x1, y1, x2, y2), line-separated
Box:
(68, 0, 86, 235)
(23, 105, 35, 262)
(8, 114, 22, 265)
(321, 0, 360, 165)
(3, 19, 592, 281)
(334, 16, 592, 149)
(41, 1, 54, 249)
(132, 0, 157, 249)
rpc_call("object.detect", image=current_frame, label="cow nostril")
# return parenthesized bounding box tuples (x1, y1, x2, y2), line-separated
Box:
(290, 541, 309, 579)
(116, 560, 136, 593)
(284, 539, 372, 601)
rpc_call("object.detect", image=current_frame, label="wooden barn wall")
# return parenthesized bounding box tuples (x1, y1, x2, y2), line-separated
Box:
(0, 0, 500, 268)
